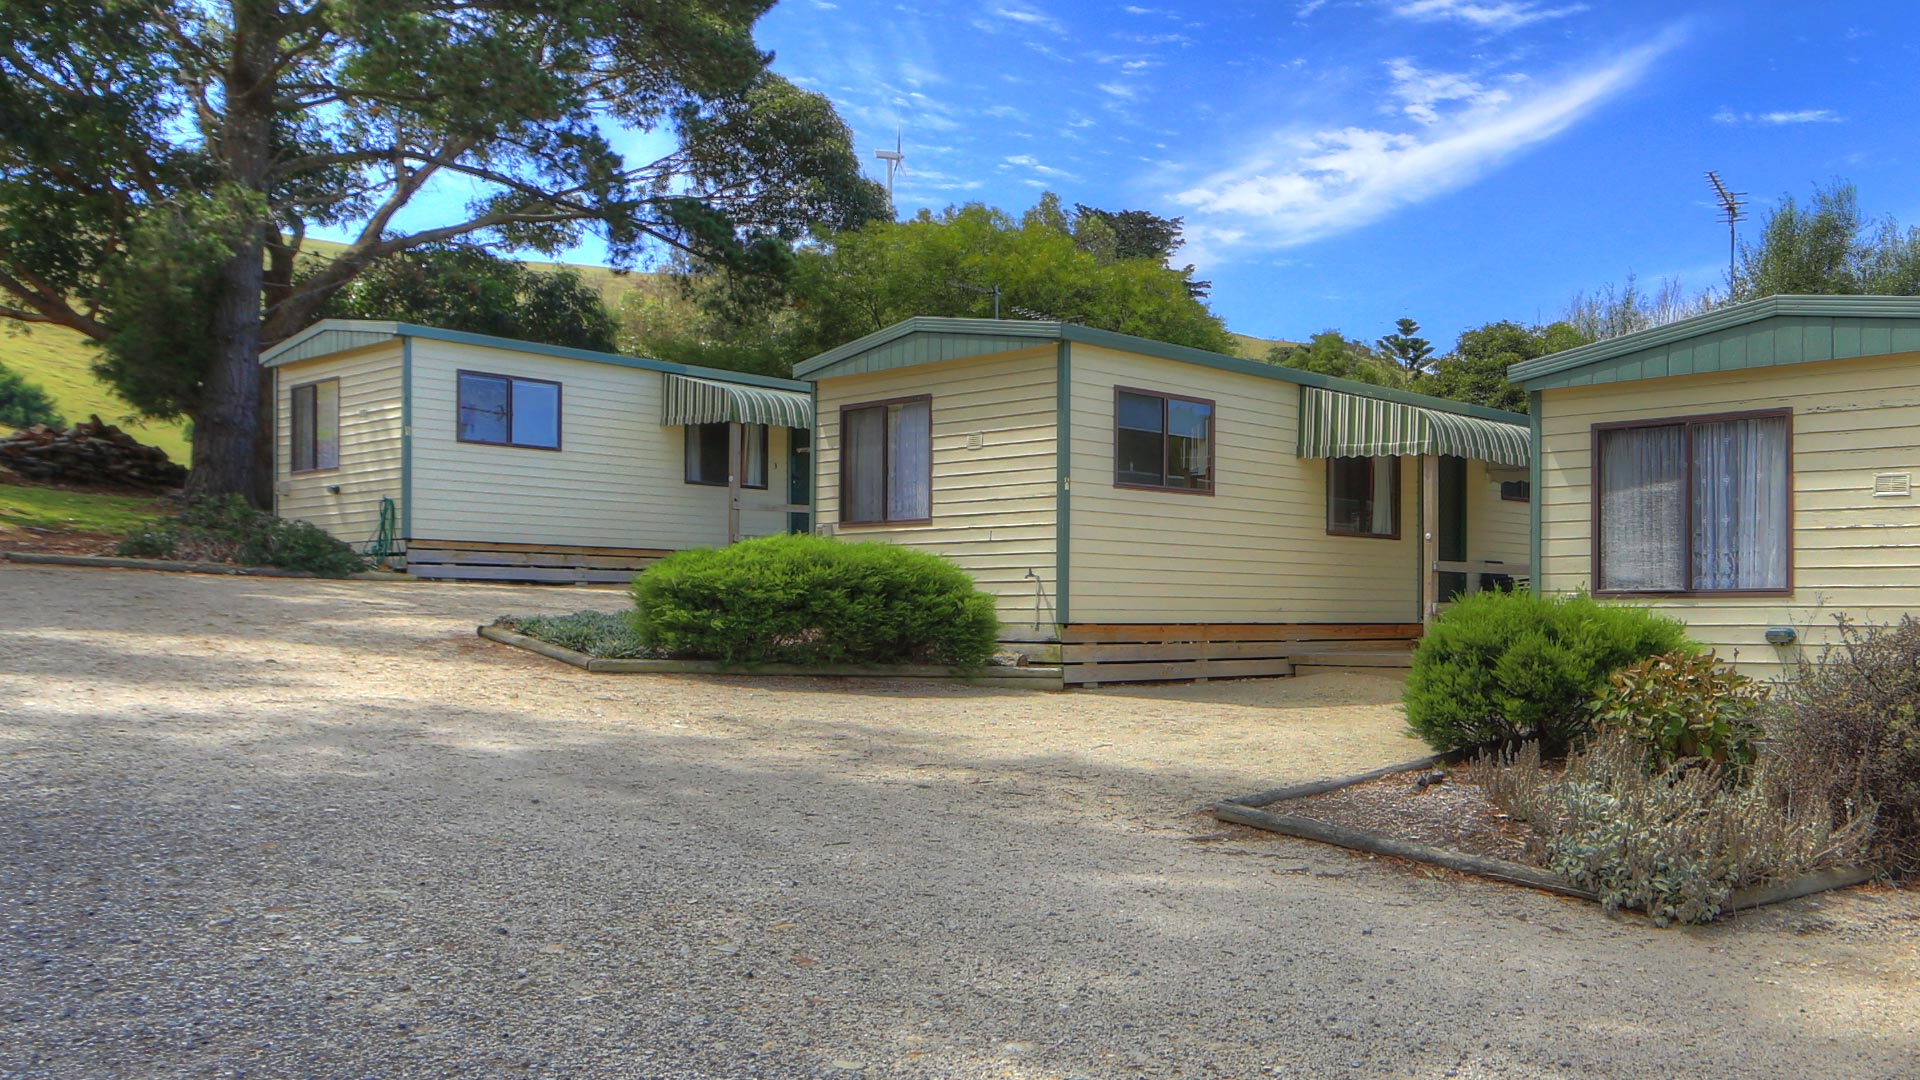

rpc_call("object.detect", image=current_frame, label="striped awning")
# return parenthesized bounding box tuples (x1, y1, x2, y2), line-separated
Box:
(661, 373, 813, 429)
(1297, 387, 1530, 467)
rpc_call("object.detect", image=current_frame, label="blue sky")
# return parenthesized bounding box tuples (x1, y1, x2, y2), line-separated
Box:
(336, 1, 1920, 351)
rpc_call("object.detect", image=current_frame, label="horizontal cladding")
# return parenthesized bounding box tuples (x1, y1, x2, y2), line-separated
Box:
(1537, 350, 1920, 679)
(1526, 318, 1920, 390)
(275, 344, 404, 551)
(1067, 343, 1427, 626)
(407, 339, 789, 549)
(814, 348, 1059, 627)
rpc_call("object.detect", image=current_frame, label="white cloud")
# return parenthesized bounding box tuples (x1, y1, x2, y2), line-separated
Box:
(1097, 81, 1140, 99)
(1171, 31, 1679, 249)
(1712, 107, 1842, 125)
(1003, 153, 1079, 179)
(1390, 0, 1588, 32)
(1296, 0, 1328, 15)
(992, 4, 1066, 35)
(1387, 59, 1516, 125)
(1122, 4, 1157, 12)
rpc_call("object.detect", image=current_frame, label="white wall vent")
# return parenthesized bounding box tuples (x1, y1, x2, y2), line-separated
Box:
(966, 431, 986, 450)
(1873, 472, 1912, 498)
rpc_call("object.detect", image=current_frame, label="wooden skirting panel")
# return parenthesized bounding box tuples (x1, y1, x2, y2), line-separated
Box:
(404, 538, 671, 585)
(1059, 623, 1421, 687)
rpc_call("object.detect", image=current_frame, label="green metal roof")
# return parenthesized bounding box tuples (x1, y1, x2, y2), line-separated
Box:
(1510, 295, 1920, 391)
(261, 319, 811, 391)
(795, 317, 1526, 425)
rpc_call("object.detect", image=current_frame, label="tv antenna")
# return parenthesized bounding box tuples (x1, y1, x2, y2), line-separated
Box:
(874, 130, 905, 201)
(1705, 170, 1747, 286)
(947, 280, 1001, 319)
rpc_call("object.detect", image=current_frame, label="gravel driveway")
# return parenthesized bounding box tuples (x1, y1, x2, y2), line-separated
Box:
(2, 564, 1915, 1079)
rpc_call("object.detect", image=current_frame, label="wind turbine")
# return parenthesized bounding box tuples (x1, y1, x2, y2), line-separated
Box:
(874, 130, 905, 201)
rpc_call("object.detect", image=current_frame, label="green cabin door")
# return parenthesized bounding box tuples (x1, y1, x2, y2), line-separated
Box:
(787, 429, 811, 534)
(1437, 456, 1468, 601)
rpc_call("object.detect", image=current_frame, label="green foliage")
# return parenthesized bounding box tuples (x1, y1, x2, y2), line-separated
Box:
(1266, 330, 1408, 387)
(1374, 318, 1434, 376)
(118, 496, 367, 576)
(1533, 732, 1872, 926)
(317, 245, 618, 352)
(1563, 273, 1719, 342)
(627, 194, 1237, 376)
(1, 0, 883, 497)
(1591, 651, 1767, 768)
(1733, 181, 1920, 300)
(1417, 320, 1591, 414)
(630, 533, 999, 667)
(0, 359, 62, 428)
(1774, 616, 1920, 873)
(498, 611, 653, 659)
(1404, 590, 1694, 754)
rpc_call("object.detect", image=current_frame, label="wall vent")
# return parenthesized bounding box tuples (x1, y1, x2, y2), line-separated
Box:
(1873, 472, 1912, 498)
(966, 431, 986, 450)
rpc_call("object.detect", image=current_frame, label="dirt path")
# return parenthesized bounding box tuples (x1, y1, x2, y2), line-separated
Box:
(1, 564, 1915, 1079)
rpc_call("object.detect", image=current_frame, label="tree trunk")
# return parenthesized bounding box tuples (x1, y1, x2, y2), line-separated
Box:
(184, 5, 278, 505)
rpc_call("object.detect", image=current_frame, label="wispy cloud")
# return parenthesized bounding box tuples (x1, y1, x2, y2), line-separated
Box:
(991, 4, 1066, 35)
(1171, 31, 1680, 250)
(1387, 60, 1517, 125)
(1096, 81, 1140, 100)
(1296, 0, 1328, 16)
(1003, 153, 1079, 180)
(1711, 107, 1843, 125)
(1390, 0, 1587, 32)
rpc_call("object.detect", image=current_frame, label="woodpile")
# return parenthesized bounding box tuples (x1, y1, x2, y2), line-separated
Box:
(0, 415, 187, 491)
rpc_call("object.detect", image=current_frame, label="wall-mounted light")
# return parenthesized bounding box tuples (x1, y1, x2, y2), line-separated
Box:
(1764, 627, 1797, 646)
(326, 484, 342, 495)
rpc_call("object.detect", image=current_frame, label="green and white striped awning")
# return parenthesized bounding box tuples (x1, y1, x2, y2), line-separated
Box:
(661, 373, 813, 429)
(1297, 387, 1530, 467)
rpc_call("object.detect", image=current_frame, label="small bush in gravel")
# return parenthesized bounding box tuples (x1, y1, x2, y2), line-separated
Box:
(631, 533, 999, 666)
(497, 612, 653, 659)
(1405, 590, 1693, 754)
(1480, 733, 1874, 926)
(1591, 651, 1768, 768)
(119, 496, 367, 576)
(1772, 616, 1920, 874)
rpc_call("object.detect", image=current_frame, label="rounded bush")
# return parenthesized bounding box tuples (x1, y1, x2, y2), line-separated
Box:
(1404, 590, 1693, 753)
(630, 533, 1000, 667)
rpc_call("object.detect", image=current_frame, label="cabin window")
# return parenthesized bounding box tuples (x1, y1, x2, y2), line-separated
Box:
(685, 423, 768, 489)
(840, 397, 931, 524)
(1114, 388, 1214, 492)
(1500, 480, 1531, 502)
(1595, 410, 1790, 593)
(457, 371, 561, 450)
(290, 379, 340, 473)
(1327, 457, 1400, 538)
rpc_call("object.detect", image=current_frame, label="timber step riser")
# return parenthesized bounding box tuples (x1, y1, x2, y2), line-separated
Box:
(1056, 623, 1419, 687)
(402, 539, 669, 585)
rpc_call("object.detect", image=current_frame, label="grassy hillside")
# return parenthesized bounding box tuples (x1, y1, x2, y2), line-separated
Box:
(0, 481, 169, 535)
(0, 326, 192, 461)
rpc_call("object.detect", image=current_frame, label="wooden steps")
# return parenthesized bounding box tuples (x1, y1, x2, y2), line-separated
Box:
(1059, 623, 1419, 687)
(1288, 640, 1417, 676)
(403, 539, 669, 584)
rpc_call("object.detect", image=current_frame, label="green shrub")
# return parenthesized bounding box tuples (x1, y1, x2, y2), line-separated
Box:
(118, 496, 367, 577)
(497, 611, 652, 659)
(631, 533, 999, 667)
(0, 360, 63, 430)
(1774, 616, 1920, 874)
(1404, 590, 1693, 753)
(1591, 651, 1768, 768)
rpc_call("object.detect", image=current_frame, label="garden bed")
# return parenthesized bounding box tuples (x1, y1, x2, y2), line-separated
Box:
(479, 621, 1064, 688)
(1215, 758, 1876, 917)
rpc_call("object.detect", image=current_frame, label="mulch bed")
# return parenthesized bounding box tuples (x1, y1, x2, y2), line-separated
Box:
(1281, 768, 1546, 867)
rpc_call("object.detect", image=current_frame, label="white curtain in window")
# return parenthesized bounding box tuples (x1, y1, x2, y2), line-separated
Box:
(1599, 425, 1686, 590)
(887, 400, 932, 520)
(1691, 416, 1788, 590)
(742, 424, 767, 487)
(1370, 456, 1395, 535)
(844, 407, 886, 522)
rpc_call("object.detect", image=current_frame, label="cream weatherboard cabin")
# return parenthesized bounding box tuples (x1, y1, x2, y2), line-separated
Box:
(262, 321, 814, 581)
(795, 318, 1533, 686)
(1513, 294, 1920, 680)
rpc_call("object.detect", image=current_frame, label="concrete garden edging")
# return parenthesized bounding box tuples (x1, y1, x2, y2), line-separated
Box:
(3, 550, 407, 581)
(1213, 758, 1877, 915)
(478, 624, 1065, 689)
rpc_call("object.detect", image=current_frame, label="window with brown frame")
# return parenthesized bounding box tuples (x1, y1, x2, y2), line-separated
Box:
(840, 397, 931, 524)
(1114, 387, 1214, 493)
(1594, 409, 1791, 594)
(290, 379, 340, 473)
(1327, 457, 1400, 538)
(685, 423, 768, 489)
(457, 371, 561, 449)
